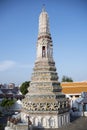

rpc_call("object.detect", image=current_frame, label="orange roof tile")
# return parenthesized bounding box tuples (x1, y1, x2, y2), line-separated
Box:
(61, 82, 87, 94)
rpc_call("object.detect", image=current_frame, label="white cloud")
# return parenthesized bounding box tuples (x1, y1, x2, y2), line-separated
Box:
(0, 60, 16, 71)
(19, 64, 33, 68)
(0, 60, 33, 72)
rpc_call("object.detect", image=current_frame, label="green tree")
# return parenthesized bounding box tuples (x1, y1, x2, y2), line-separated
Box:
(20, 81, 30, 95)
(0, 98, 16, 112)
(62, 75, 73, 82)
(0, 124, 3, 129)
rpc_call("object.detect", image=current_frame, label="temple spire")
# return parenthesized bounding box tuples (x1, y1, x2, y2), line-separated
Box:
(20, 8, 70, 129)
(37, 8, 53, 61)
(38, 7, 50, 34)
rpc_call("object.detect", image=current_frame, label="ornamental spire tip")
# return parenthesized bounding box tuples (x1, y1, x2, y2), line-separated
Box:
(42, 4, 46, 12)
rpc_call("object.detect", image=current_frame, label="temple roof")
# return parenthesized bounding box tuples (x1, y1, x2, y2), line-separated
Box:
(61, 82, 87, 94)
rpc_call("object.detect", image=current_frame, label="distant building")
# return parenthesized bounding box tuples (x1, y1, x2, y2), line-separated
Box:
(0, 85, 24, 112)
(0, 87, 24, 100)
(8, 83, 15, 89)
(0, 84, 3, 88)
(61, 82, 87, 116)
(0, 83, 25, 103)
(61, 81, 87, 99)
(71, 92, 87, 117)
(11, 99, 22, 112)
(3, 83, 8, 88)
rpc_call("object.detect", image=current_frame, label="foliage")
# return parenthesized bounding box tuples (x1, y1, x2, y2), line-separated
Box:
(62, 75, 73, 82)
(20, 81, 30, 95)
(0, 111, 2, 116)
(0, 124, 3, 129)
(0, 98, 16, 111)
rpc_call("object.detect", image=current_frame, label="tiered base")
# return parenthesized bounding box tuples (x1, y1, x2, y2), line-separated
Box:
(21, 111, 70, 128)
(5, 112, 70, 130)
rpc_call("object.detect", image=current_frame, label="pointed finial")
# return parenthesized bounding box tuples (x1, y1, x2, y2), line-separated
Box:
(42, 4, 45, 12)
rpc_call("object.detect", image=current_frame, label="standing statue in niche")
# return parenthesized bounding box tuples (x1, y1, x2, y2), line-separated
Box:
(42, 46, 46, 57)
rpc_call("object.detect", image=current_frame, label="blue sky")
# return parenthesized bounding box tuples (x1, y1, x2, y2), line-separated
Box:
(0, 0, 87, 85)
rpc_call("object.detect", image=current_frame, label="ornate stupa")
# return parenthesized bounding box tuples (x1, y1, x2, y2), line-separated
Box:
(4, 7, 70, 130)
(21, 8, 70, 128)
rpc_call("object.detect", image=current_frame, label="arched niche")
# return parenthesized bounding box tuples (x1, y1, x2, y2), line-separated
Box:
(41, 117, 47, 127)
(49, 117, 55, 128)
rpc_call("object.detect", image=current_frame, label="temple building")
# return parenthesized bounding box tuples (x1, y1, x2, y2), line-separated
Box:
(21, 8, 70, 128)
(5, 8, 70, 130)
(61, 82, 87, 103)
(61, 82, 87, 116)
(61, 82, 87, 95)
